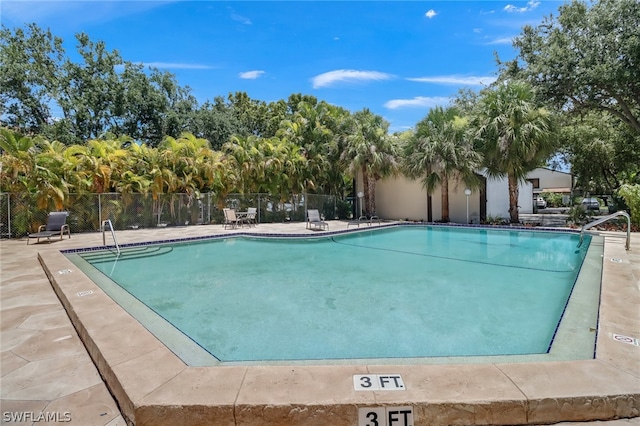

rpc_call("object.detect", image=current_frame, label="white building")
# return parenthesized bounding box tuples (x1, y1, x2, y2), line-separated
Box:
(359, 167, 572, 224)
(526, 167, 574, 205)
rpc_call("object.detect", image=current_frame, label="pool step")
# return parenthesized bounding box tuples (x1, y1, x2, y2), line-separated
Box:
(81, 246, 174, 263)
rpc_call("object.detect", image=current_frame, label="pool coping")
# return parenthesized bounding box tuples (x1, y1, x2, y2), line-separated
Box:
(38, 224, 640, 425)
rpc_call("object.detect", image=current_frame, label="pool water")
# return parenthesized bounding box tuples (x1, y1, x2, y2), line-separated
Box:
(78, 226, 591, 362)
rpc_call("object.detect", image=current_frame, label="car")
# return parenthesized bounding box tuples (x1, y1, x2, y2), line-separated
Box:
(581, 197, 600, 212)
(534, 196, 547, 209)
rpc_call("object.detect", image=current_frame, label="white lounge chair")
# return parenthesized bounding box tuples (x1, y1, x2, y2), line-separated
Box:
(223, 208, 244, 229)
(306, 209, 328, 231)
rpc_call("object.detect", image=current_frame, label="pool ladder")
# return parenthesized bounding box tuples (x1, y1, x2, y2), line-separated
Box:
(579, 211, 631, 251)
(102, 219, 121, 255)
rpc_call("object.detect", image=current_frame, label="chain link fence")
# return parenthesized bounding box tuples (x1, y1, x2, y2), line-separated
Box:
(0, 192, 354, 238)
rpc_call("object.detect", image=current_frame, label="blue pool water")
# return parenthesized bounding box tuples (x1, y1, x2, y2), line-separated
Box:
(78, 226, 591, 362)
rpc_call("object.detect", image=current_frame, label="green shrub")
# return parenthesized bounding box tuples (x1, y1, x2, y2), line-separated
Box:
(618, 184, 640, 226)
(335, 199, 352, 220)
(484, 215, 508, 225)
(566, 206, 588, 226)
(541, 192, 563, 207)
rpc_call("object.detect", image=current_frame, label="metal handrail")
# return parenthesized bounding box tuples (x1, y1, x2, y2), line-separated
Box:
(102, 219, 121, 255)
(579, 211, 631, 250)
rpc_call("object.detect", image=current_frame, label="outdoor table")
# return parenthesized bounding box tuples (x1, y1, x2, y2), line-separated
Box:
(236, 211, 249, 226)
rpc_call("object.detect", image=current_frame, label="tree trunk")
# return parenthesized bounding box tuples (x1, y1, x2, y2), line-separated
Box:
(508, 173, 519, 223)
(368, 178, 376, 216)
(441, 177, 450, 222)
(361, 166, 370, 216)
(361, 167, 378, 217)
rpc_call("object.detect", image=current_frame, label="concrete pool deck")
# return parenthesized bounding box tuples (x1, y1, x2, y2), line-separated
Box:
(1, 221, 638, 425)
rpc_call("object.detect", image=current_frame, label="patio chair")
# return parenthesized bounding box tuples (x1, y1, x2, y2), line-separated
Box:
(223, 208, 244, 229)
(245, 207, 257, 227)
(27, 212, 71, 245)
(306, 209, 328, 231)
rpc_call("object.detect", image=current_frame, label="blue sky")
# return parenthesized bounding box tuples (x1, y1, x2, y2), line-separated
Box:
(1, 0, 563, 132)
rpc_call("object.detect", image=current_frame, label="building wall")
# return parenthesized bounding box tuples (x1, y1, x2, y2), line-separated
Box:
(485, 176, 534, 218)
(374, 176, 439, 221)
(528, 168, 573, 193)
(370, 173, 531, 223)
(447, 184, 480, 224)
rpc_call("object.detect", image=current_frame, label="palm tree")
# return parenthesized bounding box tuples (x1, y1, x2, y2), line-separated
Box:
(62, 144, 93, 194)
(159, 132, 212, 195)
(403, 106, 482, 222)
(34, 138, 71, 210)
(116, 142, 152, 195)
(276, 101, 337, 194)
(320, 104, 353, 197)
(263, 136, 307, 200)
(79, 136, 129, 193)
(147, 147, 179, 225)
(209, 151, 238, 208)
(0, 128, 38, 193)
(0, 129, 73, 211)
(222, 134, 262, 194)
(341, 109, 399, 216)
(473, 81, 557, 223)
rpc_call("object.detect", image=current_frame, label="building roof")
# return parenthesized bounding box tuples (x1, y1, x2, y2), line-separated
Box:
(540, 187, 572, 193)
(533, 167, 573, 176)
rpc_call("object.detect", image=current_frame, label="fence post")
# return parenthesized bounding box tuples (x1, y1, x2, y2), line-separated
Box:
(7, 193, 11, 237)
(98, 193, 102, 226)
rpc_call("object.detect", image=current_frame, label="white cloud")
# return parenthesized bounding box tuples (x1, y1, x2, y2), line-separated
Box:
(425, 9, 437, 19)
(407, 75, 496, 86)
(229, 8, 252, 25)
(143, 62, 213, 70)
(504, 0, 540, 13)
(486, 37, 514, 45)
(311, 69, 393, 89)
(384, 96, 450, 110)
(239, 70, 265, 79)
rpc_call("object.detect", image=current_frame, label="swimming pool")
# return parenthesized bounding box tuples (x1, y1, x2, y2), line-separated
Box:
(69, 225, 594, 363)
(46, 224, 639, 425)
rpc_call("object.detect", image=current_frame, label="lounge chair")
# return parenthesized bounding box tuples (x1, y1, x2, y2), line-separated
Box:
(245, 207, 257, 226)
(306, 209, 328, 231)
(223, 208, 244, 229)
(347, 214, 381, 228)
(27, 212, 71, 244)
(347, 215, 369, 228)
